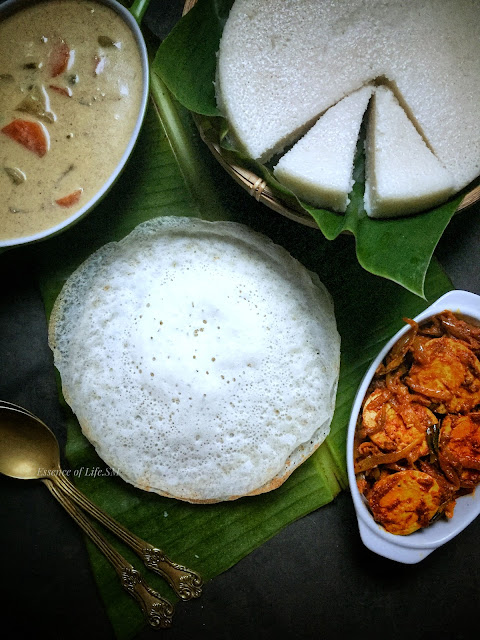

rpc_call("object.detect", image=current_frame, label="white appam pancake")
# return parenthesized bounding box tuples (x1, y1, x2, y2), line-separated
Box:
(49, 217, 340, 503)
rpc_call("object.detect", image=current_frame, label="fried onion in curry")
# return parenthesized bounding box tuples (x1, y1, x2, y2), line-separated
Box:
(354, 310, 480, 535)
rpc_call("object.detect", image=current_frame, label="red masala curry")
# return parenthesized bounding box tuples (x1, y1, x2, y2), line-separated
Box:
(354, 310, 480, 535)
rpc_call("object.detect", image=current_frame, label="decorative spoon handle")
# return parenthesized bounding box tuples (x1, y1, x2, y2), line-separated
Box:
(52, 471, 203, 600)
(44, 479, 174, 629)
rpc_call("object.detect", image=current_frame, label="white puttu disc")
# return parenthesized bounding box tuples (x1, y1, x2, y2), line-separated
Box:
(49, 217, 340, 503)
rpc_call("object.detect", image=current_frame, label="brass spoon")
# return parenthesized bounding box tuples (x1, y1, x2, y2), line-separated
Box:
(0, 402, 202, 600)
(0, 404, 173, 629)
(0, 406, 202, 604)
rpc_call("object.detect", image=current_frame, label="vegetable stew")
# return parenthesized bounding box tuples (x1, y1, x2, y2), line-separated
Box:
(0, 0, 143, 241)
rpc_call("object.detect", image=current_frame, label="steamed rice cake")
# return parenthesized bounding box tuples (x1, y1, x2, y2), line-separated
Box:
(48, 217, 341, 503)
(364, 87, 455, 218)
(217, 0, 480, 216)
(274, 86, 373, 213)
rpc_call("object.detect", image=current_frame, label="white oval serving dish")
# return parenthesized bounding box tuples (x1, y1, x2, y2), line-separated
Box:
(347, 289, 480, 564)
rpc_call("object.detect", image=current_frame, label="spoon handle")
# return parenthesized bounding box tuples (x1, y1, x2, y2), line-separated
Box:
(52, 472, 203, 600)
(44, 479, 174, 629)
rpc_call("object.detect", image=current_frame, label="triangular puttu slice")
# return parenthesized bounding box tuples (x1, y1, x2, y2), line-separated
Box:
(273, 85, 373, 213)
(364, 86, 455, 218)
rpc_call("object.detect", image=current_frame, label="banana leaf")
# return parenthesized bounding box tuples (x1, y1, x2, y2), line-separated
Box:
(35, 18, 452, 640)
(154, 0, 474, 298)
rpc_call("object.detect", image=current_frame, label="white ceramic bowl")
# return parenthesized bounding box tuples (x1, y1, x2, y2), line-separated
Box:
(0, 0, 149, 250)
(347, 289, 480, 564)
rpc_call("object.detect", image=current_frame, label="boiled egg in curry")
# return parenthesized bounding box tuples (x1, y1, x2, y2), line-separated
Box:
(406, 337, 480, 414)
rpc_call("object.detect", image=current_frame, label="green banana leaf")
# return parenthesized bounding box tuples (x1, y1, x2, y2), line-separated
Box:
(34, 17, 452, 640)
(154, 0, 472, 298)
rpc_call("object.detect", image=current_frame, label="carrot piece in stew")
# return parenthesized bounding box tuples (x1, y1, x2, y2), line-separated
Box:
(1, 119, 49, 157)
(55, 188, 83, 207)
(49, 40, 70, 77)
(49, 85, 72, 97)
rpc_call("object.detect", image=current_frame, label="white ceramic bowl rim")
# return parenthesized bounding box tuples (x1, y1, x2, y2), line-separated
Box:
(347, 289, 480, 562)
(0, 0, 149, 249)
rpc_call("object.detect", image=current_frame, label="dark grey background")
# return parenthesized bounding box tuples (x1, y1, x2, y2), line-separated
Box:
(1, 1, 479, 638)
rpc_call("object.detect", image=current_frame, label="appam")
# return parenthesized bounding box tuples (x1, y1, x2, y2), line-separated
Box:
(49, 217, 340, 503)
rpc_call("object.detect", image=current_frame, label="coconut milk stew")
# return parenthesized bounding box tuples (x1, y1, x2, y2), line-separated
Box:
(0, 0, 143, 241)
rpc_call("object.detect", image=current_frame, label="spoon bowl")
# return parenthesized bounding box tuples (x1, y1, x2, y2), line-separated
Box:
(0, 407, 60, 480)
